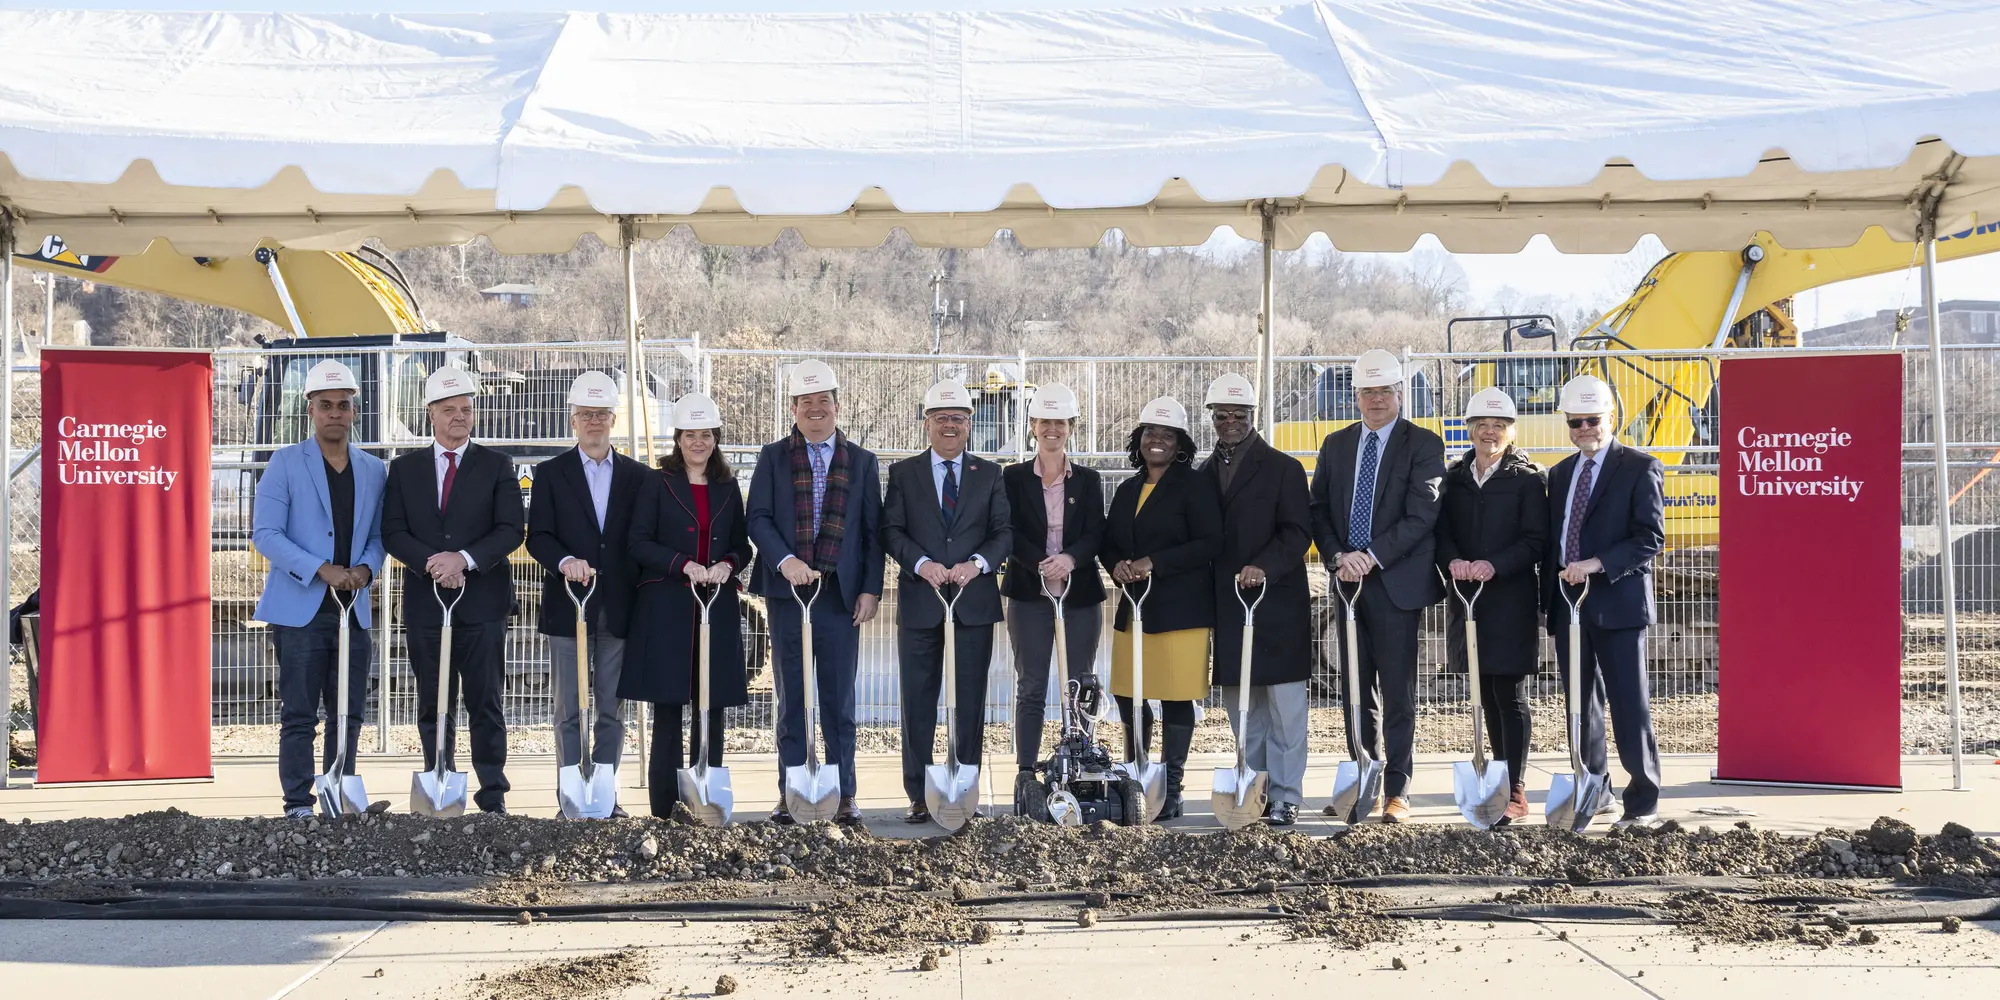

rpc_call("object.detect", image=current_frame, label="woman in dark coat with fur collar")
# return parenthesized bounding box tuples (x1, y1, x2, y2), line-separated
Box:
(1434, 388, 1548, 825)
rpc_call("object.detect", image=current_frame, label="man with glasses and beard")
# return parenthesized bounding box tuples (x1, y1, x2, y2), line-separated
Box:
(1198, 373, 1313, 826)
(1545, 374, 1666, 831)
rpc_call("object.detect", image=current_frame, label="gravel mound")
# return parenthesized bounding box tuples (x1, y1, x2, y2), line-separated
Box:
(471, 947, 649, 1000)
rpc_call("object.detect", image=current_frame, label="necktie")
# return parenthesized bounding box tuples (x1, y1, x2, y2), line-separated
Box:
(810, 442, 828, 537)
(941, 458, 959, 526)
(1565, 456, 1595, 564)
(1348, 430, 1379, 551)
(440, 450, 459, 512)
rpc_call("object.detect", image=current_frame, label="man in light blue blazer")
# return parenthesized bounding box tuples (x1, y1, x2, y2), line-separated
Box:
(253, 359, 389, 818)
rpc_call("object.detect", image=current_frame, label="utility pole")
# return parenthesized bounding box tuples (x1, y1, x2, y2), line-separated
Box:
(930, 271, 946, 354)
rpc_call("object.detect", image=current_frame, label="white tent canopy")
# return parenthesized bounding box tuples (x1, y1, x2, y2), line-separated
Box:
(2, 2, 1998, 256)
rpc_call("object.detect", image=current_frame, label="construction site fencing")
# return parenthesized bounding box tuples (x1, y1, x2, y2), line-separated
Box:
(5, 342, 1996, 762)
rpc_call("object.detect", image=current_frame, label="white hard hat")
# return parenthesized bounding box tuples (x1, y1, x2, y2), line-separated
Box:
(671, 391, 723, 431)
(1028, 382, 1079, 420)
(423, 366, 478, 405)
(567, 370, 620, 408)
(922, 379, 973, 413)
(1464, 387, 1518, 421)
(303, 359, 359, 397)
(1204, 372, 1257, 409)
(1136, 395, 1189, 433)
(1350, 349, 1405, 390)
(788, 360, 839, 397)
(1557, 374, 1617, 415)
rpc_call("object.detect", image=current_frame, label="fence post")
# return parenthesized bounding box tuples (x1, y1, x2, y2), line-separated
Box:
(1921, 236, 1967, 791)
(377, 345, 399, 753)
(0, 214, 13, 789)
(1258, 200, 1277, 438)
(1087, 359, 1099, 457)
(1017, 348, 1030, 463)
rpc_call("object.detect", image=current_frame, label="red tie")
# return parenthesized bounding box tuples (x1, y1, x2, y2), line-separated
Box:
(440, 450, 458, 512)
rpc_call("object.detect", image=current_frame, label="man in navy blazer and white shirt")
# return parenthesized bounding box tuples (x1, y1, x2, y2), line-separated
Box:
(526, 370, 649, 815)
(1545, 374, 1667, 831)
(252, 359, 388, 819)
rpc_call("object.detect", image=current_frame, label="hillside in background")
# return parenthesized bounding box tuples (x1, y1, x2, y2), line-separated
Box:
(7, 230, 1614, 356)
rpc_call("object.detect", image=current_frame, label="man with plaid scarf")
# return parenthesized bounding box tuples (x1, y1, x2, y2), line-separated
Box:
(747, 360, 886, 825)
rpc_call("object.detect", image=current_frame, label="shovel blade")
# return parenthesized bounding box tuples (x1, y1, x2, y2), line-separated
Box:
(410, 769, 468, 819)
(583, 764, 619, 819)
(676, 765, 733, 827)
(783, 763, 843, 824)
(1329, 759, 1384, 825)
(1451, 759, 1512, 830)
(1113, 760, 1167, 823)
(1210, 765, 1269, 831)
(1544, 771, 1611, 833)
(314, 773, 370, 819)
(924, 762, 982, 831)
(556, 763, 588, 819)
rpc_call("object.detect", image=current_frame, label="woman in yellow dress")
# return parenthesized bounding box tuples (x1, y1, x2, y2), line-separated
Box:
(1101, 396, 1224, 820)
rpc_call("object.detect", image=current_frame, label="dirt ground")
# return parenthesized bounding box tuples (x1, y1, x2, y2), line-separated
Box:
(3, 809, 1994, 959)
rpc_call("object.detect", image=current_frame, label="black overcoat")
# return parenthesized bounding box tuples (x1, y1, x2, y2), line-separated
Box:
(618, 469, 753, 708)
(1200, 435, 1314, 686)
(1434, 446, 1548, 676)
(1100, 461, 1223, 634)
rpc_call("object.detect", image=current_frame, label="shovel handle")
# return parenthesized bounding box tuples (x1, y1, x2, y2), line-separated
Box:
(1120, 578, 1149, 765)
(1233, 583, 1264, 772)
(1438, 567, 1488, 772)
(932, 581, 962, 769)
(571, 582, 593, 770)
(1559, 579, 1590, 776)
(794, 579, 823, 769)
(329, 587, 356, 780)
(1340, 575, 1367, 763)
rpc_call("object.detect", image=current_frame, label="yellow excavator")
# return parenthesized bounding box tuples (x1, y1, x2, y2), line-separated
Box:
(1272, 223, 2000, 547)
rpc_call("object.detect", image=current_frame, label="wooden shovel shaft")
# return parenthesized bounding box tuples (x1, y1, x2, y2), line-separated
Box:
(576, 605, 591, 768)
(435, 621, 453, 780)
(331, 594, 351, 780)
(800, 591, 820, 769)
(942, 600, 958, 768)
(1234, 623, 1255, 771)
(1466, 617, 1486, 771)
(1129, 594, 1145, 766)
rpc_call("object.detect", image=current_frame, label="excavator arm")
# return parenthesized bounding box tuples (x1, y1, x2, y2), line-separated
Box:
(11, 236, 426, 337)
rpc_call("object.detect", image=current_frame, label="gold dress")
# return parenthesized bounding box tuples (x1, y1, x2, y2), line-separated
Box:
(1109, 484, 1213, 701)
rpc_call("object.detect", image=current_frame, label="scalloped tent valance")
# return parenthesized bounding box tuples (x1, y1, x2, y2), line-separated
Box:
(2, 2, 1996, 256)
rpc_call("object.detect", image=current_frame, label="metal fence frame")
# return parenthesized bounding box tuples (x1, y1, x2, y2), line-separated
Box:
(5, 340, 1996, 767)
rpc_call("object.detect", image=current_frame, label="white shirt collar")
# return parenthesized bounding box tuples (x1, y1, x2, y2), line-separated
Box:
(433, 440, 468, 459)
(932, 450, 963, 467)
(803, 429, 835, 448)
(576, 445, 613, 468)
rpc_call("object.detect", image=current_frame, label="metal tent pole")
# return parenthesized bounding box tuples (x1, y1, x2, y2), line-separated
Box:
(620, 219, 651, 787)
(1920, 235, 1966, 791)
(0, 214, 13, 789)
(1258, 201, 1277, 438)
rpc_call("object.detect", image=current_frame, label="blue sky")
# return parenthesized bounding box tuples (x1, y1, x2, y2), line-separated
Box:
(9, 0, 1993, 325)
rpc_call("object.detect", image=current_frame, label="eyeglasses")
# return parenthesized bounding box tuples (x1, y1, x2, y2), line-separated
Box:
(929, 413, 970, 426)
(1566, 416, 1603, 429)
(573, 409, 616, 423)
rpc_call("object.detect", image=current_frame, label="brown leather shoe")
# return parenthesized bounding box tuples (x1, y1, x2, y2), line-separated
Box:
(835, 796, 863, 826)
(1382, 797, 1411, 824)
(1498, 783, 1529, 826)
(904, 801, 932, 825)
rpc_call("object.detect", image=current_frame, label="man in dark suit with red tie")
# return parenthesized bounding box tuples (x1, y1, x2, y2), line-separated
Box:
(383, 366, 526, 814)
(1545, 374, 1667, 831)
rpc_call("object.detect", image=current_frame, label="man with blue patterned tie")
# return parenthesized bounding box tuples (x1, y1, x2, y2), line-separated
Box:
(1308, 349, 1446, 823)
(880, 379, 1011, 825)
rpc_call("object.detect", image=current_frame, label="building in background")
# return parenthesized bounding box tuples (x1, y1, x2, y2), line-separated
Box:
(478, 283, 543, 308)
(1807, 299, 2000, 348)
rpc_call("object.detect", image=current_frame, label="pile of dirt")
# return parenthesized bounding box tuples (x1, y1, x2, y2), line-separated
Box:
(1662, 889, 1845, 948)
(4, 810, 1995, 959)
(471, 947, 649, 1000)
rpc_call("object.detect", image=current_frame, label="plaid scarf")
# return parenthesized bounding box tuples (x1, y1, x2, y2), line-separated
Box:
(791, 427, 851, 573)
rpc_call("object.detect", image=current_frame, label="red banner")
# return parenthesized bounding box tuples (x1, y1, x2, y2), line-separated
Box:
(1718, 353, 1902, 788)
(38, 347, 213, 783)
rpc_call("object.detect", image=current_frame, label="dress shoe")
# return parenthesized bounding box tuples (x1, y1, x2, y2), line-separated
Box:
(770, 806, 796, 826)
(835, 797, 863, 826)
(610, 805, 630, 819)
(904, 801, 932, 824)
(365, 800, 392, 815)
(1611, 811, 1660, 832)
(1497, 782, 1528, 826)
(1266, 802, 1299, 827)
(285, 806, 315, 821)
(1381, 797, 1412, 824)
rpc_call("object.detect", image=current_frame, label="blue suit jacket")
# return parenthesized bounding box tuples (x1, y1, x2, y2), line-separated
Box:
(253, 438, 389, 628)
(745, 432, 885, 613)
(1543, 439, 1666, 632)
